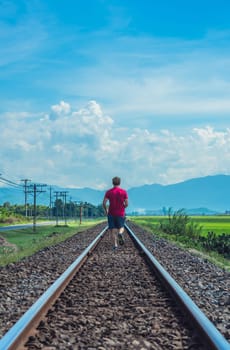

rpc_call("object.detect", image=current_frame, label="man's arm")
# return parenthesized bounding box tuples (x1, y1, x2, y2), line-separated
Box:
(102, 197, 109, 215)
(124, 198, 128, 208)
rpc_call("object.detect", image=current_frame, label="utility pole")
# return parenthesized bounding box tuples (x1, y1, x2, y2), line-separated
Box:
(54, 191, 60, 226)
(21, 179, 31, 218)
(69, 196, 72, 219)
(28, 183, 47, 232)
(60, 191, 68, 226)
(80, 202, 83, 224)
(75, 201, 83, 224)
(74, 201, 78, 222)
(33, 184, 36, 230)
(49, 186, 52, 219)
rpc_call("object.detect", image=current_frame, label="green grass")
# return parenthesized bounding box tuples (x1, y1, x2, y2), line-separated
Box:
(190, 216, 230, 236)
(0, 219, 104, 266)
(129, 215, 230, 236)
(129, 216, 230, 271)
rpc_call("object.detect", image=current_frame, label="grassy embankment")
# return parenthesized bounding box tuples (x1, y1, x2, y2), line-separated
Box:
(129, 215, 230, 271)
(0, 219, 105, 266)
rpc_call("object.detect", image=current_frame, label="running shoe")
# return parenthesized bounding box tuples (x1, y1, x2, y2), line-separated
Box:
(118, 233, 124, 245)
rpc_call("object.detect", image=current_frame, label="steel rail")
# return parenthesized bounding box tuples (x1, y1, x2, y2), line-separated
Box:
(0, 225, 108, 350)
(125, 223, 230, 350)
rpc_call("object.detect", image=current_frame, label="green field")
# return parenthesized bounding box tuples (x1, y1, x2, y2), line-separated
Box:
(0, 219, 104, 266)
(130, 215, 230, 236)
(1, 216, 229, 269)
(130, 215, 230, 270)
(190, 216, 230, 235)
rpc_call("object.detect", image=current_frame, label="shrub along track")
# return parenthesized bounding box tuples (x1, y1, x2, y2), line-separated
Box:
(0, 235, 17, 252)
(0, 222, 229, 349)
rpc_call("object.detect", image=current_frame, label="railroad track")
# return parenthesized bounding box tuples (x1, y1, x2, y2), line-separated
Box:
(0, 224, 229, 350)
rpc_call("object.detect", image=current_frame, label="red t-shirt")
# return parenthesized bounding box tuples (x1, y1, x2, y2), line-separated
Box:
(104, 186, 128, 216)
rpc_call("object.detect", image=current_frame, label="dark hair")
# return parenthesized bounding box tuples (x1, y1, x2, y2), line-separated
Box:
(112, 176, 121, 186)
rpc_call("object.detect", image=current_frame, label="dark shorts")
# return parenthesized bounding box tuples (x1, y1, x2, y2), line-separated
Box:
(108, 215, 125, 229)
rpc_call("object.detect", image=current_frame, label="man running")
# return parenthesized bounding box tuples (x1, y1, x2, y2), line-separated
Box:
(103, 176, 128, 249)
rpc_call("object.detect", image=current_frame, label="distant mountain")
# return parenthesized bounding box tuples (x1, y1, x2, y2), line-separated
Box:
(0, 175, 230, 214)
(128, 175, 230, 213)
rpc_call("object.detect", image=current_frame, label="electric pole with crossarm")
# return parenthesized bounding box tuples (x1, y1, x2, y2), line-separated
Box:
(21, 179, 31, 218)
(27, 183, 47, 232)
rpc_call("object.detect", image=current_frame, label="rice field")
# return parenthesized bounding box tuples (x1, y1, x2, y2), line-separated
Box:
(190, 216, 230, 235)
(129, 215, 230, 236)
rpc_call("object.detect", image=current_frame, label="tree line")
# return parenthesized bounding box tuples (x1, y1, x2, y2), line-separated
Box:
(0, 200, 105, 224)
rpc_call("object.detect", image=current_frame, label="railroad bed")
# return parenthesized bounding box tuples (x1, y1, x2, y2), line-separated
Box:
(21, 227, 208, 349)
(0, 222, 229, 349)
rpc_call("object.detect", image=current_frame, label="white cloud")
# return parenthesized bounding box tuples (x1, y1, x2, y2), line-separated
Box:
(1, 100, 230, 189)
(2, 12, 230, 130)
(51, 100, 71, 115)
(47, 30, 230, 122)
(2, 2, 230, 191)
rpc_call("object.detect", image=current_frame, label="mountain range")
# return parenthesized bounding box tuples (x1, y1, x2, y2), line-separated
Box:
(0, 174, 230, 215)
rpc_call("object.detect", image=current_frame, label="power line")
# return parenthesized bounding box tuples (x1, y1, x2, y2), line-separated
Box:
(0, 175, 22, 190)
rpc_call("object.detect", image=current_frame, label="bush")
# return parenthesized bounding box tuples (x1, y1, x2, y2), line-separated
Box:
(185, 221, 203, 240)
(199, 232, 230, 258)
(0, 207, 25, 224)
(159, 208, 203, 243)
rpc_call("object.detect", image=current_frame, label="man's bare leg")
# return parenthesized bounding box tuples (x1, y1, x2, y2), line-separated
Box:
(112, 228, 118, 248)
(107, 228, 112, 241)
(118, 227, 125, 245)
(119, 227, 124, 235)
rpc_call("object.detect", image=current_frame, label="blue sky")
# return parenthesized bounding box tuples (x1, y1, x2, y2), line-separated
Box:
(1, 0, 230, 190)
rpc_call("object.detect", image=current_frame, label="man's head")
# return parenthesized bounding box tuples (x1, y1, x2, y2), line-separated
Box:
(112, 176, 121, 186)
